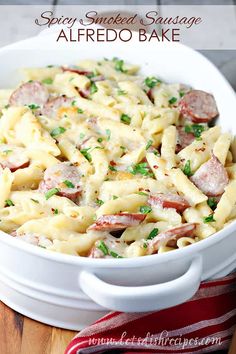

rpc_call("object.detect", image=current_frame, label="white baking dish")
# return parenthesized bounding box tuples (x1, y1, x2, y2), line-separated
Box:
(0, 31, 236, 330)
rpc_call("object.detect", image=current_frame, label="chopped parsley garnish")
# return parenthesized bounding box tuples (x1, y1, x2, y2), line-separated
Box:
(45, 188, 60, 200)
(120, 146, 126, 151)
(203, 214, 216, 223)
(185, 124, 205, 138)
(42, 78, 53, 85)
(109, 165, 117, 172)
(110, 251, 123, 258)
(207, 198, 217, 210)
(144, 76, 162, 88)
(146, 139, 153, 150)
(114, 59, 126, 73)
(79, 133, 85, 140)
(120, 114, 131, 125)
(97, 137, 103, 143)
(128, 162, 153, 177)
(140, 205, 152, 214)
(71, 100, 76, 106)
(80, 148, 92, 162)
(147, 228, 159, 240)
(168, 97, 177, 105)
(117, 89, 127, 96)
(77, 108, 84, 114)
(27, 104, 40, 110)
(2, 149, 12, 155)
(4, 104, 9, 109)
(97, 240, 109, 256)
(182, 160, 193, 177)
(30, 198, 39, 203)
(112, 195, 118, 200)
(106, 129, 111, 141)
(95, 199, 104, 206)
(143, 242, 148, 249)
(53, 208, 59, 215)
(5, 199, 14, 207)
(179, 91, 185, 97)
(47, 65, 54, 68)
(50, 127, 66, 137)
(63, 180, 75, 188)
(136, 191, 148, 196)
(90, 82, 98, 94)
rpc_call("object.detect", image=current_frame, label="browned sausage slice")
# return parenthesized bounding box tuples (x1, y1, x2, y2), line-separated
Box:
(148, 193, 190, 213)
(176, 127, 195, 152)
(190, 155, 229, 196)
(88, 213, 146, 232)
(9, 81, 49, 108)
(0, 145, 29, 172)
(147, 223, 197, 254)
(179, 90, 218, 123)
(39, 162, 81, 201)
(42, 96, 74, 119)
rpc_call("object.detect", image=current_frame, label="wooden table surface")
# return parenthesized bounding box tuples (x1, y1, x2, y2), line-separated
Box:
(0, 300, 235, 354)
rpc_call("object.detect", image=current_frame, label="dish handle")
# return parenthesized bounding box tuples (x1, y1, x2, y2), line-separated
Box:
(79, 256, 202, 312)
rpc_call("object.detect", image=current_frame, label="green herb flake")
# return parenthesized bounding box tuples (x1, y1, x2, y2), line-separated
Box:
(203, 214, 216, 223)
(47, 65, 54, 68)
(179, 91, 185, 98)
(168, 97, 177, 105)
(95, 198, 104, 206)
(30, 198, 39, 204)
(146, 139, 153, 150)
(110, 251, 123, 258)
(114, 59, 126, 73)
(63, 180, 75, 189)
(79, 133, 85, 140)
(80, 148, 92, 162)
(136, 191, 148, 196)
(71, 100, 76, 106)
(147, 228, 159, 240)
(117, 89, 127, 96)
(97, 240, 109, 256)
(184, 124, 205, 138)
(77, 108, 84, 114)
(143, 242, 148, 249)
(97, 137, 103, 143)
(112, 195, 118, 200)
(53, 208, 59, 215)
(207, 197, 217, 210)
(128, 162, 153, 177)
(109, 165, 117, 172)
(144, 77, 162, 88)
(42, 78, 53, 85)
(140, 205, 152, 214)
(120, 114, 131, 125)
(5, 199, 14, 207)
(90, 82, 98, 95)
(4, 104, 9, 109)
(45, 188, 60, 200)
(27, 104, 40, 110)
(105, 129, 111, 141)
(120, 146, 126, 151)
(182, 160, 192, 177)
(50, 127, 66, 138)
(2, 149, 12, 155)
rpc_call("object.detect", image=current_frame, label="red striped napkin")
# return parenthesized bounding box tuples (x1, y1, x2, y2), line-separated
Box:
(66, 273, 236, 354)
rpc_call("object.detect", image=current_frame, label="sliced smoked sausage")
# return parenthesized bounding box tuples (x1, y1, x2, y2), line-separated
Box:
(179, 90, 218, 123)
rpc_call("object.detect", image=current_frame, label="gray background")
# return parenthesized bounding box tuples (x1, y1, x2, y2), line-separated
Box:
(0, 0, 235, 90)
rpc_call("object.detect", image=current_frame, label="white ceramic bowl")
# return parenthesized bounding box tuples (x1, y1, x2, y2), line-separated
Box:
(0, 31, 236, 330)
